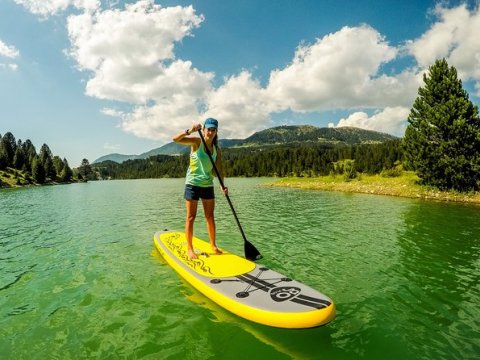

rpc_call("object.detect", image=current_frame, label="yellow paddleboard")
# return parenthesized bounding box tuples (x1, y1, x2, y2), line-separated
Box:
(153, 230, 335, 328)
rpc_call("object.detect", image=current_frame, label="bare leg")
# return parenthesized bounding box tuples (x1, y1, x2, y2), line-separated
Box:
(185, 199, 199, 259)
(202, 198, 222, 254)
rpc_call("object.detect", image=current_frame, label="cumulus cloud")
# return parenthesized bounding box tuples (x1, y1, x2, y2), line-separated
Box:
(112, 94, 201, 141)
(66, 0, 214, 141)
(0, 63, 19, 71)
(0, 39, 20, 71)
(204, 71, 275, 139)
(68, 14, 421, 139)
(267, 25, 420, 111)
(14, 0, 100, 16)
(407, 4, 480, 95)
(0, 40, 20, 58)
(16, 1, 479, 141)
(334, 106, 410, 136)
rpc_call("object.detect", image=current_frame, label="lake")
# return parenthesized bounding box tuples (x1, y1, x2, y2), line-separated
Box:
(1, 178, 479, 359)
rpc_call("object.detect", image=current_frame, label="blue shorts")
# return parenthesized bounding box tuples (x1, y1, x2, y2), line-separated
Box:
(184, 184, 215, 200)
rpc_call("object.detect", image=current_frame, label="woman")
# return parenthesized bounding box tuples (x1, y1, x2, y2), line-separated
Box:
(173, 118, 228, 259)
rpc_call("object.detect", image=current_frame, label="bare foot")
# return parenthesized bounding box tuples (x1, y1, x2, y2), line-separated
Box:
(188, 249, 198, 259)
(211, 246, 222, 255)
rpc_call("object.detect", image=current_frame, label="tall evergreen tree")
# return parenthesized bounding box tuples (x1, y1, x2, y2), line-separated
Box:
(39, 143, 53, 164)
(13, 147, 25, 169)
(32, 156, 46, 184)
(53, 156, 64, 177)
(22, 140, 37, 172)
(60, 158, 73, 182)
(79, 158, 93, 180)
(0, 134, 8, 170)
(0, 132, 16, 167)
(403, 59, 480, 191)
(39, 144, 56, 179)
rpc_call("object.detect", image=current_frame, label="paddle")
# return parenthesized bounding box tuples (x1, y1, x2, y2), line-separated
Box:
(198, 130, 262, 261)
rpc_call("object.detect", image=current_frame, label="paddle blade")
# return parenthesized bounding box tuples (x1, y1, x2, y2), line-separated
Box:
(245, 240, 262, 261)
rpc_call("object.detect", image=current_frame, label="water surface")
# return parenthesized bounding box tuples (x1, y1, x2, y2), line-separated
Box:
(1, 179, 479, 359)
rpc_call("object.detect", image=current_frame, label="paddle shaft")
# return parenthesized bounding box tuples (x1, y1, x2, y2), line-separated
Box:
(197, 130, 260, 259)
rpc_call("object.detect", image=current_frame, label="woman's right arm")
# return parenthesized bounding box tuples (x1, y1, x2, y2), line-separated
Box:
(173, 124, 202, 145)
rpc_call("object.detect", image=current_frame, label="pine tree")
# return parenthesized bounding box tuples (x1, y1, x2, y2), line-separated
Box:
(32, 156, 46, 184)
(53, 156, 64, 176)
(0, 135, 8, 170)
(0, 132, 16, 168)
(60, 158, 73, 182)
(79, 158, 93, 180)
(22, 140, 36, 172)
(403, 59, 480, 191)
(39, 144, 56, 179)
(13, 147, 25, 169)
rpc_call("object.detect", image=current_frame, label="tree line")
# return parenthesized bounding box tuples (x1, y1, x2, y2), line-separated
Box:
(92, 140, 402, 180)
(0, 132, 73, 186)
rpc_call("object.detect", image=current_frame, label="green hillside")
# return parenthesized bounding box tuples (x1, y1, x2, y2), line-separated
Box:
(93, 125, 397, 163)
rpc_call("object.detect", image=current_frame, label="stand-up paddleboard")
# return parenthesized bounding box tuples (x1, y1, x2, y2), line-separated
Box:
(153, 230, 335, 328)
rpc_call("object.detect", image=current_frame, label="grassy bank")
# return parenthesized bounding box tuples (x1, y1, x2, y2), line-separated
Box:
(264, 171, 480, 204)
(0, 168, 76, 188)
(0, 168, 33, 188)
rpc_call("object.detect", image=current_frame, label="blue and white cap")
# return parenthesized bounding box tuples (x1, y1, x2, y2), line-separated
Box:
(204, 118, 218, 129)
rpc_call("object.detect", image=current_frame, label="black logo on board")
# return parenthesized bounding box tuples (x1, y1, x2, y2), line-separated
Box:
(270, 286, 301, 302)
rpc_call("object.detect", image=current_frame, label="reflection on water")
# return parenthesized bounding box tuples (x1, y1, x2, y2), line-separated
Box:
(1, 179, 479, 359)
(395, 202, 480, 359)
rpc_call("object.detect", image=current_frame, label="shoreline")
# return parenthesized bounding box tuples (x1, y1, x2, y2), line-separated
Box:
(0, 168, 81, 189)
(263, 172, 480, 205)
(4, 171, 480, 205)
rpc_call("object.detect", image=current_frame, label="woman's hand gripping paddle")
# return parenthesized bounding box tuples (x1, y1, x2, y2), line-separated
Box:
(198, 130, 262, 261)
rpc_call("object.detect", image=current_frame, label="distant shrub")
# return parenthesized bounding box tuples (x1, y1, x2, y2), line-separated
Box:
(332, 159, 357, 181)
(381, 165, 403, 178)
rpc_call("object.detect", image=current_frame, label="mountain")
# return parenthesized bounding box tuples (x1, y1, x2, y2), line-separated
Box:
(93, 125, 398, 163)
(92, 142, 186, 164)
(241, 125, 398, 145)
(92, 153, 137, 164)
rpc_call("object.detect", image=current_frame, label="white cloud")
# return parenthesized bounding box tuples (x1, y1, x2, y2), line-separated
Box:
(19, 1, 479, 142)
(266, 25, 420, 111)
(66, 1, 212, 104)
(118, 94, 201, 141)
(407, 4, 480, 95)
(79, 18, 421, 139)
(0, 63, 18, 71)
(0, 40, 20, 58)
(0, 40, 20, 71)
(204, 71, 275, 139)
(14, 0, 99, 16)
(334, 107, 410, 136)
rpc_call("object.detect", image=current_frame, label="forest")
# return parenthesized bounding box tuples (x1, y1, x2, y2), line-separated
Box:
(0, 132, 73, 187)
(92, 140, 403, 180)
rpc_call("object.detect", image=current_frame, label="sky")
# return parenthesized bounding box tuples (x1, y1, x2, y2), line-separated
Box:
(1, 0, 480, 167)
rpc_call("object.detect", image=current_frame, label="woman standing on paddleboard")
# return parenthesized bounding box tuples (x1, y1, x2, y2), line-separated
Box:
(173, 118, 228, 259)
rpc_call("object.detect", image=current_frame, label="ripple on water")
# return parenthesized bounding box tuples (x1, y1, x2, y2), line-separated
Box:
(1, 179, 479, 359)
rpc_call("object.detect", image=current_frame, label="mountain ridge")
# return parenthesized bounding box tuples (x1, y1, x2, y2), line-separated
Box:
(93, 125, 398, 164)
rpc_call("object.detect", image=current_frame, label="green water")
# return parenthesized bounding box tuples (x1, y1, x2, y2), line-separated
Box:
(1, 178, 479, 359)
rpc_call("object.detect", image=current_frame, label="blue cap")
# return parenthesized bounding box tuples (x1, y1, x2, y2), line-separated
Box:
(204, 118, 218, 129)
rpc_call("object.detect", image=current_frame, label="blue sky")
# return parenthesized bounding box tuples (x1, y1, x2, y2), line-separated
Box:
(1, 0, 479, 166)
